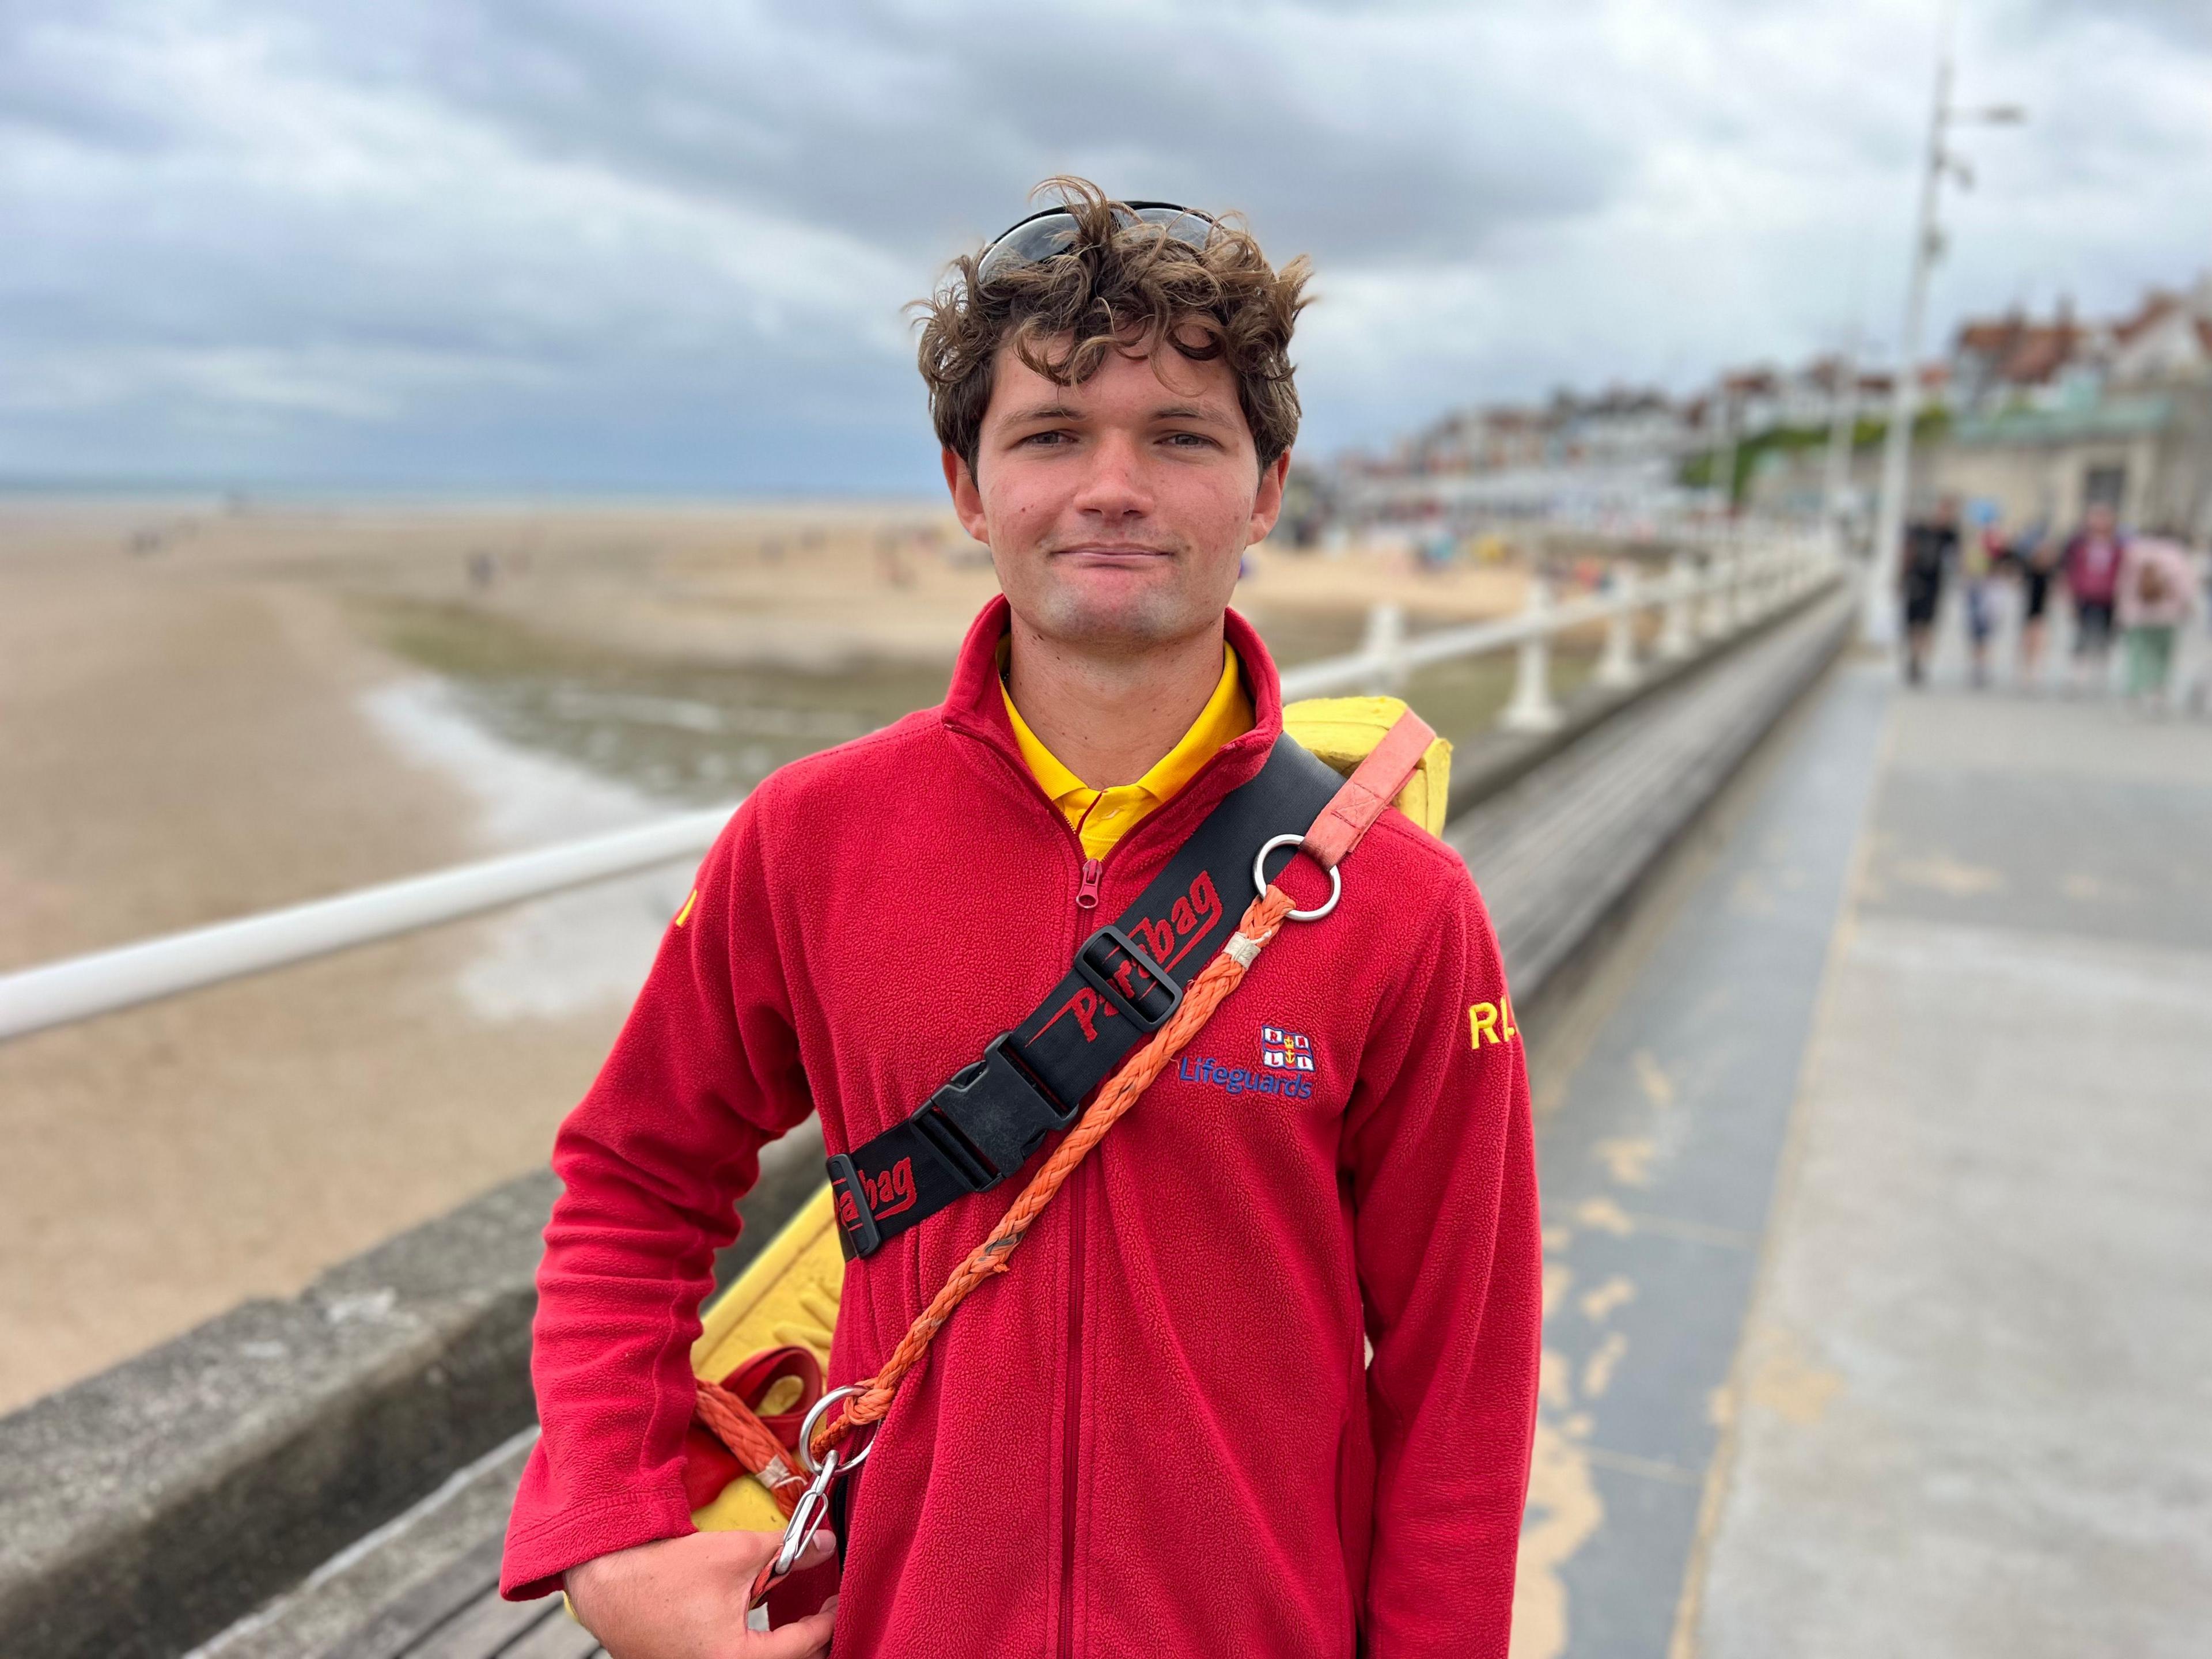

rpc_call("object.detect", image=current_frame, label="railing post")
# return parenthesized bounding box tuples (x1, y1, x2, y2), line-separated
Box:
(1658, 554, 1696, 659)
(1700, 551, 1733, 639)
(1743, 544, 1769, 618)
(1596, 562, 1640, 690)
(1362, 601, 1407, 695)
(1501, 577, 1563, 733)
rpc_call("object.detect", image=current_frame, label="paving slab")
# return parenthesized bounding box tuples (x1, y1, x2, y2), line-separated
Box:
(1693, 675, 2212, 1658)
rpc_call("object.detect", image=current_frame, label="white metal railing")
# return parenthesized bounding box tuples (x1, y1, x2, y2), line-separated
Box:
(0, 809, 737, 1042)
(0, 533, 1840, 1043)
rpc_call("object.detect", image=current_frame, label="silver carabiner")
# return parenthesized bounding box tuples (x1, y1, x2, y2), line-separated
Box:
(769, 1383, 880, 1581)
(771, 1445, 839, 1579)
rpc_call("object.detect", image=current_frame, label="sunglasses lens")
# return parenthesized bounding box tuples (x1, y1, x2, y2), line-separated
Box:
(976, 203, 1216, 282)
(1128, 204, 1215, 252)
(976, 212, 1081, 282)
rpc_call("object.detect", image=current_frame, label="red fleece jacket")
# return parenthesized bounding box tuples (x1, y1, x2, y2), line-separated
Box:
(502, 599, 1542, 1657)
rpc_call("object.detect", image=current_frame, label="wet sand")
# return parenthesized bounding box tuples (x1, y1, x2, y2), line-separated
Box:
(0, 499, 1534, 1411)
(0, 507, 623, 1408)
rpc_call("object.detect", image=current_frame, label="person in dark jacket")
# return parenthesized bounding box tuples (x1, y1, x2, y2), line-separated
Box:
(1897, 497, 1961, 686)
(2008, 517, 2058, 687)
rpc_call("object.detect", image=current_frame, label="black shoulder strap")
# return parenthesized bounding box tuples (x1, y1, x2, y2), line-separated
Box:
(826, 735, 1342, 1259)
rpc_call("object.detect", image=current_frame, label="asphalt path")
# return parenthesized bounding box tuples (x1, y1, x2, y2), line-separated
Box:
(1525, 600, 2212, 1657)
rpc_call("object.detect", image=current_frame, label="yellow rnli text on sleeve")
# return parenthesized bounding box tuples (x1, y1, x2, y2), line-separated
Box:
(1469, 993, 1520, 1048)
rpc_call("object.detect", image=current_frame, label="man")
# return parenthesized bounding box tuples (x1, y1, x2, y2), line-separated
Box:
(1897, 495, 1960, 687)
(2063, 501, 2126, 691)
(501, 180, 1541, 1657)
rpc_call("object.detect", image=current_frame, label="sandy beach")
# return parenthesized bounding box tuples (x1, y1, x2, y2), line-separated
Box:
(0, 498, 1534, 1410)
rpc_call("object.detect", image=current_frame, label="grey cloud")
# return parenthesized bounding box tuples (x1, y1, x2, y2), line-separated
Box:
(5, 0, 2210, 491)
(2018, 0, 2212, 50)
(281, 0, 1627, 268)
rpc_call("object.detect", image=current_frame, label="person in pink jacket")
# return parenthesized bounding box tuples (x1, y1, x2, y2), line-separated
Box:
(500, 179, 1542, 1658)
(2063, 503, 2127, 690)
(2116, 533, 2199, 706)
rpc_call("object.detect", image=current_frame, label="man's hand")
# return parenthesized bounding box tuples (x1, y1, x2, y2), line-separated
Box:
(567, 1528, 838, 1658)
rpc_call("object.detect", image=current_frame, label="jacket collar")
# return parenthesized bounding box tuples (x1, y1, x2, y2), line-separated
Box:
(940, 594, 1288, 831)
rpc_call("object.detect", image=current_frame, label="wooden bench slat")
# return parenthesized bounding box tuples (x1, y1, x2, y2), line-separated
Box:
(319, 1536, 503, 1659)
(403, 1584, 556, 1658)
(494, 1608, 606, 1659)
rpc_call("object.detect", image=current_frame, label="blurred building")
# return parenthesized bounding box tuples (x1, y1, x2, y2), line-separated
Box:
(1328, 273, 2212, 540)
(1934, 275, 2212, 534)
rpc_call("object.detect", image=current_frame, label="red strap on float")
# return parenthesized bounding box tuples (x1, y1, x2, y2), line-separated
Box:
(1301, 709, 1436, 870)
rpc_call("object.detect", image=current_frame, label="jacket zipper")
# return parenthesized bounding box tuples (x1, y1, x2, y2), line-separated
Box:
(968, 728, 1239, 1654)
(1060, 819, 1106, 1654)
(1061, 831, 1097, 1657)
(1058, 1156, 1088, 1658)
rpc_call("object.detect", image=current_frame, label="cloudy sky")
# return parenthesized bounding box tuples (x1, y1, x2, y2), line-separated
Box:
(5, 0, 2209, 495)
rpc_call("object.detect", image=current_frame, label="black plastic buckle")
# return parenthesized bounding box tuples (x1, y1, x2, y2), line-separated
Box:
(1073, 925, 1183, 1033)
(825, 1152, 881, 1260)
(910, 1033, 1074, 1195)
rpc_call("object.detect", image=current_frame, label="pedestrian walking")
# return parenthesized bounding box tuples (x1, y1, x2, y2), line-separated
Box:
(2187, 539, 2212, 715)
(1961, 506, 2002, 688)
(2009, 517, 2058, 687)
(2117, 532, 2198, 710)
(2063, 502, 2126, 691)
(1898, 497, 1960, 687)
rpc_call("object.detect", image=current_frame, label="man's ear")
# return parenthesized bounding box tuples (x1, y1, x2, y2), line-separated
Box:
(944, 447, 990, 546)
(1247, 449, 1293, 546)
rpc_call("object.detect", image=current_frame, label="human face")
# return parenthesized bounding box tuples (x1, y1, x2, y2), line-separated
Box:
(944, 334, 1289, 655)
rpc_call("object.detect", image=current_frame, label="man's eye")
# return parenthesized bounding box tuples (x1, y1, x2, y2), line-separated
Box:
(1021, 430, 1073, 447)
(1164, 431, 1214, 449)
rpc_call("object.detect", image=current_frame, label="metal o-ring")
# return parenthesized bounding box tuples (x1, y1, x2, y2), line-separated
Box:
(798, 1383, 877, 1475)
(1252, 834, 1342, 923)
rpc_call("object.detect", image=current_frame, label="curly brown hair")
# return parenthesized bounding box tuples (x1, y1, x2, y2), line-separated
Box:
(916, 177, 1313, 478)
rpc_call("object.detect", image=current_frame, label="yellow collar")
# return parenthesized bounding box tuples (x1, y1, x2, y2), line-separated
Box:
(1001, 643, 1253, 862)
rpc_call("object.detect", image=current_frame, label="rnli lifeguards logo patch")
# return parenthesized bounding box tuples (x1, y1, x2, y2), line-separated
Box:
(1261, 1026, 1315, 1071)
(1176, 1052, 1314, 1100)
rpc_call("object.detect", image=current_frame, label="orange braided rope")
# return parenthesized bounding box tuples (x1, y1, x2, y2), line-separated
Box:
(694, 1377, 808, 1514)
(809, 884, 1298, 1464)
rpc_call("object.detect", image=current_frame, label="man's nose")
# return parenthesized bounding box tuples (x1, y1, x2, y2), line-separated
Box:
(1070, 433, 1153, 522)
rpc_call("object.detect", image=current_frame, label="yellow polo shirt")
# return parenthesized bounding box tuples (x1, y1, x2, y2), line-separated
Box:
(1001, 643, 1253, 862)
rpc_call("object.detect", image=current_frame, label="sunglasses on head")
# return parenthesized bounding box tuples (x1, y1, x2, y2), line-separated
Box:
(975, 200, 1217, 283)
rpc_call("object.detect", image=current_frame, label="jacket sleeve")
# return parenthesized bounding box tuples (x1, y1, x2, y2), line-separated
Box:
(501, 794, 815, 1599)
(1343, 859, 1541, 1656)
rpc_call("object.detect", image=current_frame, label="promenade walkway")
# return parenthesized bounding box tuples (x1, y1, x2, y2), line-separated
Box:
(1694, 660, 2212, 1656)
(1525, 629, 2212, 1656)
